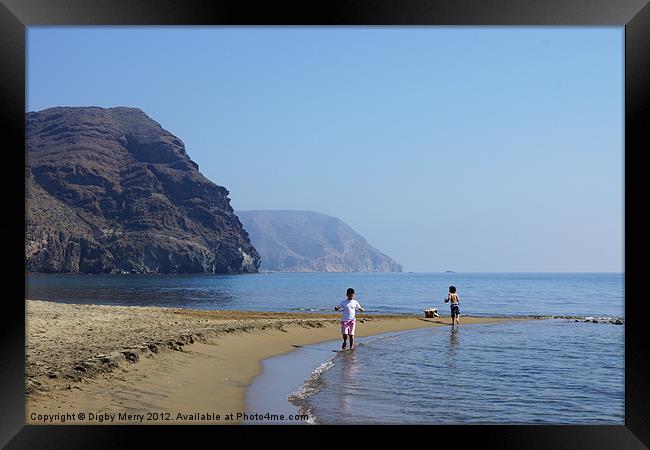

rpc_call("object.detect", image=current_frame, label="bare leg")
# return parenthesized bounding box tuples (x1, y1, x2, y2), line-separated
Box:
(342, 334, 347, 350)
(349, 335, 355, 349)
(456, 314, 460, 325)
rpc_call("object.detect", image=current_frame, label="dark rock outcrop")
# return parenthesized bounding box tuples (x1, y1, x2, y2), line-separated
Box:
(26, 106, 260, 274)
(237, 210, 402, 272)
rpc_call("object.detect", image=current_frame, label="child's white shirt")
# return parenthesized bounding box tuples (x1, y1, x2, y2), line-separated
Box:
(337, 299, 362, 321)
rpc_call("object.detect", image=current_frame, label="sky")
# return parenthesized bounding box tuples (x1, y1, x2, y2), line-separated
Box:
(27, 27, 624, 272)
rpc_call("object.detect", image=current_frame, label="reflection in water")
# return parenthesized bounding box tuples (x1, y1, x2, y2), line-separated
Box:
(338, 351, 359, 416)
(26, 275, 236, 308)
(446, 328, 460, 368)
(449, 327, 460, 347)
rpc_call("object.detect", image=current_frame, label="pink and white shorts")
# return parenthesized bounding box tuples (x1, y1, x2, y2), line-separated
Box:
(341, 319, 356, 335)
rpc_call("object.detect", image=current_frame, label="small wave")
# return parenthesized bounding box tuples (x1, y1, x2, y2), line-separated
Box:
(470, 313, 625, 323)
(359, 334, 395, 346)
(574, 316, 624, 324)
(528, 315, 624, 324)
(288, 357, 336, 424)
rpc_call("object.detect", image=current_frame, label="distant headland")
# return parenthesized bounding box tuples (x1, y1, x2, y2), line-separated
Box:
(237, 210, 402, 273)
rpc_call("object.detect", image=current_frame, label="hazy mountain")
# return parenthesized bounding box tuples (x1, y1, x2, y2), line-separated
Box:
(26, 106, 260, 274)
(237, 210, 402, 272)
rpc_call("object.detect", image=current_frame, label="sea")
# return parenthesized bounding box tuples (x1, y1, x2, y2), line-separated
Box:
(26, 272, 625, 425)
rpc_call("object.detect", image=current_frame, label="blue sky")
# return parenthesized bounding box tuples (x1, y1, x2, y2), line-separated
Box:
(27, 27, 623, 272)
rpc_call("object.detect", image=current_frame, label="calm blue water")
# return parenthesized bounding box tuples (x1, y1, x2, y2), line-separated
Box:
(26, 272, 624, 318)
(279, 319, 624, 424)
(27, 272, 625, 424)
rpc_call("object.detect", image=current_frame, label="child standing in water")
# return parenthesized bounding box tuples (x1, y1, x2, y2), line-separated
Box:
(335, 288, 365, 350)
(444, 285, 461, 327)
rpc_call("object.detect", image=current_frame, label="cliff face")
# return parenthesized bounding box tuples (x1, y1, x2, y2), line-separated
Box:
(26, 106, 260, 274)
(237, 210, 402, 272)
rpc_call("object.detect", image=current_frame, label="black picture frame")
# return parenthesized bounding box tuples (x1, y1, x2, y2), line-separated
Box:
(2, 0, 648, 448)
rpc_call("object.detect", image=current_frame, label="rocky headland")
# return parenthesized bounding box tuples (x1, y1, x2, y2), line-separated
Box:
(26, 106, 260, 274)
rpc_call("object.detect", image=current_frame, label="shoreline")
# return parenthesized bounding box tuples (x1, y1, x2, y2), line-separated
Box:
(26, 299, 527, 424)
(244, 327, 448, 424)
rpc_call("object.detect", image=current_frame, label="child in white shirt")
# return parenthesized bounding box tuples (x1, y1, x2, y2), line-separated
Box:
(335, 288, 365, 350)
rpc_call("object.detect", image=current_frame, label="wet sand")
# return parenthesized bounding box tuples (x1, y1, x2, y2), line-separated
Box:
(26, 299, 521, 424)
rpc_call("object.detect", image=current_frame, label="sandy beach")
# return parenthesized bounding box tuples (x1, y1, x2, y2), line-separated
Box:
(26, 299, 520, 424)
